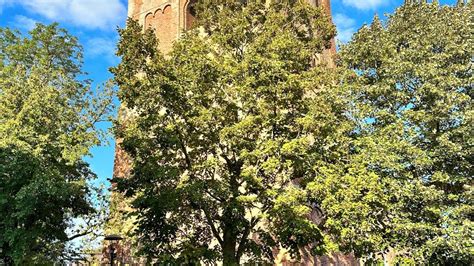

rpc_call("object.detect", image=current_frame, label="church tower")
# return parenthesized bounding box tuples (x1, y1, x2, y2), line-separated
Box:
(127, 0, 197, 53)
(126, 0, 335, 54)
(113, 0, 337, 190)
(110, 1, 358, 264)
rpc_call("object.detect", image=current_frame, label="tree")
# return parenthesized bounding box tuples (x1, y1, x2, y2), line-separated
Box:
(0, 24, 113, 264)
(333, 1, 472, 263)
(112, 0, 343, 264)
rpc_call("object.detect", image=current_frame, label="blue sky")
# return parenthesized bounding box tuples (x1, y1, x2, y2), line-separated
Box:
(0, 0, 458, 187)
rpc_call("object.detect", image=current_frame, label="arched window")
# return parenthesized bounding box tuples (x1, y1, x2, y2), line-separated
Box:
(185, 0, 197, 30)
(144, 12, 154, 30)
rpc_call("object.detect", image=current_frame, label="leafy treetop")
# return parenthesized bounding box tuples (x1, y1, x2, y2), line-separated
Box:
(0, 23, 113, 264)
(112, 0, 340, 264)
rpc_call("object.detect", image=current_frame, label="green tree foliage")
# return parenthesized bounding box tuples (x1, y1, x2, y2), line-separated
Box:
(112, 0, 342, 264)
(332, 1, 473, 263)
(0, 24, 113, 264)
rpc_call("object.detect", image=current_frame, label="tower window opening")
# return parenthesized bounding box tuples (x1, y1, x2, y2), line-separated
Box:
(185, 0, 197, 30)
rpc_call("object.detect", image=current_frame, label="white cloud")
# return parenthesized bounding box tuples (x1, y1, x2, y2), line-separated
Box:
(0, 0, 13, 13)
(85, 37, 119, 63)
(13, 15, 38, 31)
(334, 13, 356, 29)
(342, 0, 387, 10)
(333, 13, 357, 43)
(6, 0, 126, 30)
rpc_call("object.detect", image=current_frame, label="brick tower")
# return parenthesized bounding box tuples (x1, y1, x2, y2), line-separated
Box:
(126, 0, 335, 54)
(127, 0, 196, 53)
(111, 1, 357, 264)
(113, 0, 337, 199)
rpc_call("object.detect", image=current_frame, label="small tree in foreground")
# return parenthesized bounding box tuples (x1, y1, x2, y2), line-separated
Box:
(0, 24, 113, 264)
(112, 0, 343, 264)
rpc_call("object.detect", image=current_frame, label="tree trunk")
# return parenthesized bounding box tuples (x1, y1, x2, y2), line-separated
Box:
(223, 246, 239, 266)
(222, 229, 239, 265)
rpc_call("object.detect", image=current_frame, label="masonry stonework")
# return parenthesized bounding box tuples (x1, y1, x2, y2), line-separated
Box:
(127, 0, 335, 54)
(127, 0, 197, 53)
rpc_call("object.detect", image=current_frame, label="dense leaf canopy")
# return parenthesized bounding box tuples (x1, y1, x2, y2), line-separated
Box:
(112, 0, 472, 265)
(0, 24, 113, 264)
(112, 0, 340, 264)
(334, 1, 473, 263)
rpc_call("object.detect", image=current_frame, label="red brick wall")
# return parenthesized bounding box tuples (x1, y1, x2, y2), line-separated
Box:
(144, 4, 176, 53)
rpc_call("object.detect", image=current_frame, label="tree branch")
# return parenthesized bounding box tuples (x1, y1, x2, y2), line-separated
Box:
(67, 229, 95, 241)
(202, 207, 224, 246)
(236, 217, 260, 259)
